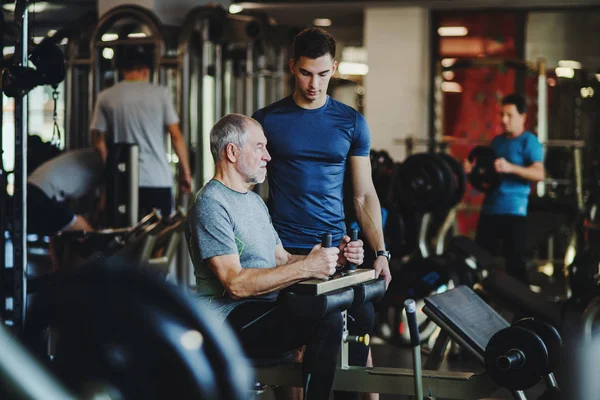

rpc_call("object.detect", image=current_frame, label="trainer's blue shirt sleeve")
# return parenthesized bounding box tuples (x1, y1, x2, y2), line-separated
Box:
(351, 113, 371, 157)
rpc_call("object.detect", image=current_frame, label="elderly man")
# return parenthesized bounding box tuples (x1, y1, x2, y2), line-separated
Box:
(185, 113, 365, 399)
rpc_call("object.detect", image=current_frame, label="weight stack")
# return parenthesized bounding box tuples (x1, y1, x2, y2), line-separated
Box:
(106, 143, 139, 228)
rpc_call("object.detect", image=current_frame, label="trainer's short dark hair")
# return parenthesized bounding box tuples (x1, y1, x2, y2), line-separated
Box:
(293, 28, 336, 61)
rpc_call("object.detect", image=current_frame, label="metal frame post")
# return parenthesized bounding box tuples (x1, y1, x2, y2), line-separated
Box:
(11, 0, 29, 333)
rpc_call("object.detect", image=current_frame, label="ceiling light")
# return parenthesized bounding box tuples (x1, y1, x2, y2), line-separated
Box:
(338, 62, 368, 76)
(595, 74, 600, 82)
(229, 4, 243, 14)
(441, 81, 463, 93)
(102, 48, 114, 60)
(127, 32, 147, 38)
(442, 71, 455, 81)
(558, 60, 581, 69)
(3, 2, 49, 12)
(101, 33, 119, 42)
(313, 18, 332, 27)
(438, 26, 468, 37)
(555, 67, 575, 79)
(581, 87, 594, 98)
(33, 36, 45, 44)
(47, 29, 57, 37)
(441, 58, 456, 68)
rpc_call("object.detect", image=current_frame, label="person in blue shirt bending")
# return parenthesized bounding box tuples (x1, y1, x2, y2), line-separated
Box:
(253, 28, 390, 399)
(465, 93, 545, 284)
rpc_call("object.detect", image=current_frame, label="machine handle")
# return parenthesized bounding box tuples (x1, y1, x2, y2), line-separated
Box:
(346, 229, 359, 271)
(321, 233, 332, 248)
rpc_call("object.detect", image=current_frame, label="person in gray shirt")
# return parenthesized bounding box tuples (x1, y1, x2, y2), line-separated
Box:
(185, 113, 365, 399)
(27, 148, 104, 269)
(90, 46, 191, 219)
(28, 148, 103, 236)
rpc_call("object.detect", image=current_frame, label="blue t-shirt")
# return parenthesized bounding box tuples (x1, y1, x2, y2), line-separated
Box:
(482, 131, 543, 216)
(252, 95, 371, 248)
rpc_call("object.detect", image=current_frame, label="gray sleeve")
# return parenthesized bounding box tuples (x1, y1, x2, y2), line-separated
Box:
(196, 197, 239, 261)
(257, 195, 281, 246)
(164, 87, 179, 126)
(90, 93, 108, 132)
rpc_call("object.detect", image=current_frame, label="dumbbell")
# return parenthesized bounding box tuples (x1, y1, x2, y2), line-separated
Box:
(484, 318, 562, 390)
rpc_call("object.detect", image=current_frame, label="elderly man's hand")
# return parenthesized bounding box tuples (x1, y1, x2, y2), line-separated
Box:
(337, 235, 364, 267)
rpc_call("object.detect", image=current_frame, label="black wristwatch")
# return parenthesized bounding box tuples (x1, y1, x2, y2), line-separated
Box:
(375, 250, 391, 262)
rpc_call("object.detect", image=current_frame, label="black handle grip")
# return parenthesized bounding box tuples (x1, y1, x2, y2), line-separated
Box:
(346, 229, 359, 271)
(404, 299, 420, 347)
(321, 233, 332, 248)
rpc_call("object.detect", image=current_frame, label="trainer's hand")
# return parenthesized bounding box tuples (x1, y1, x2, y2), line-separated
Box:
(337, 235, 364, 267)
(494, 157, 513, 174)
(304, 244, 339, 279)
(374, 256, 392, 290)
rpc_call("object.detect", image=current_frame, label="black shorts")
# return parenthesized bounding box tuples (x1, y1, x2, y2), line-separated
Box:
(27, 183, 76, 236)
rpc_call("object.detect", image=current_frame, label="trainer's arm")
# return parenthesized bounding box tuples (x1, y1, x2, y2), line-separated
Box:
(350, 155, 392, 287)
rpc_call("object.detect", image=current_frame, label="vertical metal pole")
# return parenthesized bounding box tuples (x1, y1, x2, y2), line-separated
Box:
(338, 311, 349, 369)
(215, 43, 223, 119)
(537, 58, 547, 197)
(433, 62, 444, 150)
(574, 146, 584, 211)
(128, 145, 139, 225)
(245, 40, 254, 116)
(12, 0, 29, 333)
(0, 10, 6, 314)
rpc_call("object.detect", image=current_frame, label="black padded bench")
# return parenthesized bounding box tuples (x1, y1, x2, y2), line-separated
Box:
(482, 271, 563, 328)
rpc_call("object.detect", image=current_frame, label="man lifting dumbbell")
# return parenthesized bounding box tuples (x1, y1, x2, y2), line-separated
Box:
(464, 93, 545, 283)
(185, 114, 365, 399)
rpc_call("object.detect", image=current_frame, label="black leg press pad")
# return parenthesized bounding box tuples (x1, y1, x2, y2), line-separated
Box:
(280, 287, 355, 320)
(424, 285, 510, 354)
(482, 271, 562, 328)
(349, 277, 386, 312)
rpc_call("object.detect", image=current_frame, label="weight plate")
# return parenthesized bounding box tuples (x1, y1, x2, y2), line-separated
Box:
(513, 318, 562, 374)
(438, 153, 467, 209)
(467, 146, 502, 193)
(485, 326, 549, 390)
(26, 264, 252, 400)
(428, 153, 457, 211)
(394, 153, 449, 212)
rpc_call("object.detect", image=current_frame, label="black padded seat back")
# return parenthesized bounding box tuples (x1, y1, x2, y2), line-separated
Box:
(483, 271, 562, 328)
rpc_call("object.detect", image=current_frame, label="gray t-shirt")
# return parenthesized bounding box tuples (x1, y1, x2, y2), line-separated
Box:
(185, 179, 281, 322)
(27, 148, 103, 202)
(90, 81, 179, 188)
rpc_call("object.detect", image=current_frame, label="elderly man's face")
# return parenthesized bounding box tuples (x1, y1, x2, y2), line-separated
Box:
(237, 123, 271, 184)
